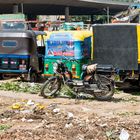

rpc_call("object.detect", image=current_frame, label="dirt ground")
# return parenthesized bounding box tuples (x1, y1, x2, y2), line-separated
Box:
(0, 89, 140, 140)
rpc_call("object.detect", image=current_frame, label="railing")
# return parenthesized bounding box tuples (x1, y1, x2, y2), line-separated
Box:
(111, 0, 136, 2)
(90, 0, 137, 4)
(80, 0, 138, 5)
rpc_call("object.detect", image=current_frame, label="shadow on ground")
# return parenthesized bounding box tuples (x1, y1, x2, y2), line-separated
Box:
(117, 86, 140, 96)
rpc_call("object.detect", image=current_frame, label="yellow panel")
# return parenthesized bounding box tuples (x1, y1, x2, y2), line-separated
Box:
(137, 25, 140, 64)
(44, 30, 92, 41)
(91, 34, 93, 60)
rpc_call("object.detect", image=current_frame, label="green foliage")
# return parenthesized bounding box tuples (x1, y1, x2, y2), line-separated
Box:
(70, 15, 108, 24)
(0, 125, 11, 132)
(70, 15, 90, 22)
(0, 82, 41, 94)
(60, 84, 75, 98)
(0, 81, 75, 97)
(93, 15, 108, 23)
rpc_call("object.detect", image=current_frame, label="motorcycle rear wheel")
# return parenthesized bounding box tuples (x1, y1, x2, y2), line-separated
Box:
(40, 76, 61, 98)
(94, 74, 114, 101)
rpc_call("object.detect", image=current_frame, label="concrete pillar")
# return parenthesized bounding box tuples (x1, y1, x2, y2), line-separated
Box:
(91, 15, 94, 24)
(107, 6, 110, 23)
(65, 6, 70, 22)
(21, 3, 24, 13)
(13, 4, 19, 13)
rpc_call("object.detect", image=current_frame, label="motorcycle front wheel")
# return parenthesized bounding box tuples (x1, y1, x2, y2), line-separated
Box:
(94, 74, 114, 101)
(40, 76, 61, 98)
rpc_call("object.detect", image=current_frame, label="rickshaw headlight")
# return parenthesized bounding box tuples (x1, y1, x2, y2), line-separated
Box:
(45, 64, 49, 71)
(53, 63, 58, 72)
(72, 64, 76, 71)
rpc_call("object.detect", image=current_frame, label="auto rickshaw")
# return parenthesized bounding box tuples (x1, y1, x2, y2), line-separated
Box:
(0, 30, 46, 82)
(0, 13, 46, 81)
(43, 30, 92, 79)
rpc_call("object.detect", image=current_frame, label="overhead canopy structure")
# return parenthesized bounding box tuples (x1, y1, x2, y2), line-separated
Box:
(0, 0, 131, 15)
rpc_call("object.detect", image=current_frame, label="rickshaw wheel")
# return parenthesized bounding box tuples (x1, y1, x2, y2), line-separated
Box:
(0, 74, 3, 80)
(1, 74, 11, 80)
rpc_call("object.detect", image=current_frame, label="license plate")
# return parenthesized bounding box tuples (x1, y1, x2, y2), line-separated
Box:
(19, 65, 26, 70)
(76, 82, 83, 86)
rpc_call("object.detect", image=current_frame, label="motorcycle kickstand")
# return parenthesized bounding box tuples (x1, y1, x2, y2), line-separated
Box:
(74, 92, 81, 103)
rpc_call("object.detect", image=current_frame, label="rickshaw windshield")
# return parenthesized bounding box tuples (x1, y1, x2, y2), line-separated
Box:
(1, 21, 26, 30)
(47, 40, 74, 57)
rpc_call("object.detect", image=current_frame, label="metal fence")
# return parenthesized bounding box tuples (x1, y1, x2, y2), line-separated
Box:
(111, 0, 137, 2)
(95, 0, 137, 4)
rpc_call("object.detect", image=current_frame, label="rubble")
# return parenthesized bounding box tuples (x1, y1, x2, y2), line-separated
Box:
(0, 93, 140, 140)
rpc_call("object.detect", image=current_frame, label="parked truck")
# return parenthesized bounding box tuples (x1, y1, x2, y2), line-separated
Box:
(93, 23, 140, 86)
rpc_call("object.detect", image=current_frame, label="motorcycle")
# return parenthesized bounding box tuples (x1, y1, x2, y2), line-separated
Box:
(40, 58, 115, 101)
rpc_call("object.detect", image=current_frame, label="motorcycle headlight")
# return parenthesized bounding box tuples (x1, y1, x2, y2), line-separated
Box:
(53, 63, 58, 72)
(82, 64, 88, 71)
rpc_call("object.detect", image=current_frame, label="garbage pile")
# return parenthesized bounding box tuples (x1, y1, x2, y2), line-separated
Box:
(0, 99, 140, 140)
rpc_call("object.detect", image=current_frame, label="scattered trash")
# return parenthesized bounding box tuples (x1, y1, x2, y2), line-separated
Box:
(53, 108, 60, 113)
(99, 123, 108, 128)
(65, 123, 73, 128)
(11, 102, 22, 110)
(67, 112, 74, 120)
(0, 93, 139, 140)
(119, 129, 130, 140)
(35, 103, 45, 110)
(21, 118, 26, 122)
(27, 119, 34, 123)
(48, 103, 57, 110)
(21, 118, 34, 123)
(20, 110, 32, 114)
(26, 100, 35, 106)
(30, 83, 35, 87)
(11, 100, 45, 114)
